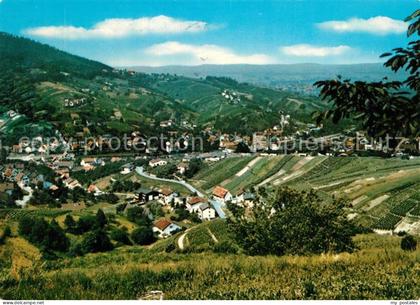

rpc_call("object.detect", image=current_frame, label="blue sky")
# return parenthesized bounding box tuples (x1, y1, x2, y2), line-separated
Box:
(0, 0, 418, 66)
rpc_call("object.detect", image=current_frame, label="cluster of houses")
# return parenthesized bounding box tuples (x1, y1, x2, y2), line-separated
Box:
(0, 162, 59, 194)
(64, 97, 88, 108)
(132, 184, 257, 239)
(221, 89, 242, 104)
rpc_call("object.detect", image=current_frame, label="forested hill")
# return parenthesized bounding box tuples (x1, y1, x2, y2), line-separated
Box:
(0, 32, 333, 142)
(0, 32, 110, 78)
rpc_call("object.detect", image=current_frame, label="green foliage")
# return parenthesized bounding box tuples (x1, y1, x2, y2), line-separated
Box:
(73, 215, 98, 235)
(148, 202, 164, 218)
(131, 227, 155, 245)
(228, 187, 356, 255)
(1, 234, 418, 300)
(80, 229, 114, 254)
(111, 180, 141, 193)
(126, 206, 151, 226)
(95, 209, 107, 228)
(235, 142, 251, 153)
(72, 162, 126, 185)
(314, 10, 419, 138)
(152, 163, 177, 179)
(110, 228, 132, 246)
(400, 235, 417, 251)
(18, 216, 69, 252)
(213, 240, 239, 254)
(373, 214, 402, 230)
(184, 158, 203, 179)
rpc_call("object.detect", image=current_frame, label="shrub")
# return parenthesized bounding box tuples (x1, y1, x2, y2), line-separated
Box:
(401, 235, 417, 251)
(64, 215, 77, 232)
(228, 187, 356, 256)
(213, 240, 238, 254)
(131, 226, 155, 245)
(95, 209, 107, 228)
(110, 228, 132, 245)
(74, 215, 97, 234)
(18, 216, 69, 252)
(3, 225, 11, 238)
(165, 243, 176, 253)
(81, 229, 114, 254)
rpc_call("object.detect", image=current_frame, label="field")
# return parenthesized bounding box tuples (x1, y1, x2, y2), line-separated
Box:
(0, 220, 418, 299)
(190, 155, 420, 235)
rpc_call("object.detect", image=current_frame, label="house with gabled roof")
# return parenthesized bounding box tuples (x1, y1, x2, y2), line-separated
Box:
(186, 196, 207, 213)
(153, 219, 181, 238)
(198, 203, 216, 220)
(136, 187, 160, 203)
(159, 188, 177, 205)
(212, 186, 233, 203)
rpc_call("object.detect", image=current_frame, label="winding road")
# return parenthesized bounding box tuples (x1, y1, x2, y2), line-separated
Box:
(135, 167, 226, 218)
(135, 167, 204, 197)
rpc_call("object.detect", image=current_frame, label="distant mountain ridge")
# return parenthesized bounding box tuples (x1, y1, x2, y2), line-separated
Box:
(129, 63, 407, 91)
(0, 32, 343, 141)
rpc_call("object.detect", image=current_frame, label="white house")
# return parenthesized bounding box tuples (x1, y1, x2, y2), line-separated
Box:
(153, 219, 182, 238)
(177, 162, 188, 174)
(149, 159, 168, 168)
(159, 188, 177, 205)
(212, 186, 233, 203)
(198, 203, 216, 220)
(186, 197, 207, 213)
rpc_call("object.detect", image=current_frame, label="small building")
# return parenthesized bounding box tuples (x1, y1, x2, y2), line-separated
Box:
(149, 159, 168, 168)
(186, 197, 207, 213)
(136, 188, 160, 203)
(159, 188, 177, 205)
(153, 219, 181, 238)
(212, 186, 233, 203)
(177, 162, 188, 174)
(198, 203, 216, 220)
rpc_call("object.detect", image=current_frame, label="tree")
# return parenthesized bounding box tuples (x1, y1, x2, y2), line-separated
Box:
(314, 10, 419, 139)
(227, 187, 356, 256)
(235, 142, 251, 153)
(110, 228, 132, 245)
(74, 215, 97, 235)
(401, 235, 417, 251)
(81, 229, 114, 254)
(184, 158, 203, 178)
(44, 220, 70, 252)
(18, 216, 69, 252)
(131, 226, 155, 245)
(64, 214, 77, 232)
(95, 209, 107, 228)
(126, 206, 151, 226)
(2, 226, 11, 238)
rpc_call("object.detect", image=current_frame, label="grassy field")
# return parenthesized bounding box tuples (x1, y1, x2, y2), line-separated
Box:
(0, 219, 418, 300)
(190, 155, 420, 235)
(190, 156, 256, 192)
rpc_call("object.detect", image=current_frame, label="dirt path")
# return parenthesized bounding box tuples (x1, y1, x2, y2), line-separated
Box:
(362, 195, 390, 211)
(207, 228, 219, 243)
(235, 157, 262, 177)
(178, 230, 189, 250)
(257, 170, 286, 187)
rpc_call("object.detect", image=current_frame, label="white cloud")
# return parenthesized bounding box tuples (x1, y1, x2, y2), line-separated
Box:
(280, 44, 351, 57)
(317, 16, 406, 35)
(24, 15, 208, 39)
(144, 41, 274, 65)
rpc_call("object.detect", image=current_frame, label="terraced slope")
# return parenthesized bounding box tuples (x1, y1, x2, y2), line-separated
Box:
(190, 155, 420, 234)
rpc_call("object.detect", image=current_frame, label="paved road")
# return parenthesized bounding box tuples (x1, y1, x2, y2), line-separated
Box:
(209, 199, 226, 219)
(135, 167, 204, 197)
(135, 167, 227, 218)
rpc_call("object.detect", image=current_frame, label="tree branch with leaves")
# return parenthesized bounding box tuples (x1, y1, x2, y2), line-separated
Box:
(314, 10, 419, 139)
